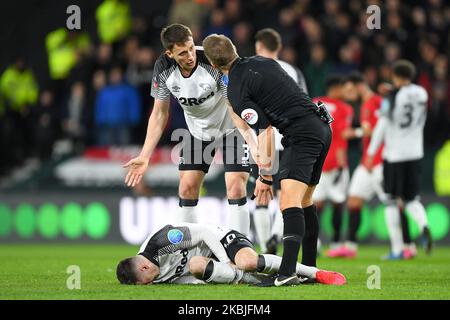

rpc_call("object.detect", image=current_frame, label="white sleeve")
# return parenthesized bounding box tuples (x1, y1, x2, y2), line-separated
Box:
(187, 224, 231, 263)
(367, 116, 387, 156)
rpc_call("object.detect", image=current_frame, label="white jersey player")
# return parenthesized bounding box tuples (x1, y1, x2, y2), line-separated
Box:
(367, 60, 432, 259)
(123, 24, 251, 235)
(116, 223, 346, 285)
(252, 28, 314, 261)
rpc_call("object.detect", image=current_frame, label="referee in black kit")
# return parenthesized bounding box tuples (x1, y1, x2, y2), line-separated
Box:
(203, 34, 336, 287)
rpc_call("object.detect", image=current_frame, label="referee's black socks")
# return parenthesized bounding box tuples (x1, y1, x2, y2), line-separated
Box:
(278, 207, 305, 276)
(302, 204, 319, 267)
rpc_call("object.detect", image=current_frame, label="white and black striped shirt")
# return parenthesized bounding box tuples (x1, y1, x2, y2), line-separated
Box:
(151, 47, 232, 141)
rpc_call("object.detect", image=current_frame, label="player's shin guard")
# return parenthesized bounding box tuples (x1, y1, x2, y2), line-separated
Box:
(257, 254, 317, 279)
(385, 201, 404, 255)
(178, 199, 198, 223)
(332, 203, 344, 243)
(202, 260, 241, 284)
(302, 204, 319, 267)
(228, 197, 250, 236)
(253, 205, 271, 252)
(405, 200, 428, 230)
(278, 207, 305, 276)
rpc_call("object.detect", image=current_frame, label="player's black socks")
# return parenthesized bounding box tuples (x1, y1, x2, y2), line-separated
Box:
(400, 207, 412, 244)
(301, 204, 319, 267)
(332, 203, 344, 243)
(278, 207, 305, 276)
(348, 208, 361, 242)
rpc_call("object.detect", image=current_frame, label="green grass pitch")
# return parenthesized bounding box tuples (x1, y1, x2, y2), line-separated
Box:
(0, 244, 449, 300)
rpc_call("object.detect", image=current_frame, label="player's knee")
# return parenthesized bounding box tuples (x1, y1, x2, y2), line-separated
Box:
(347, 197, 363, 211)
(179, 181, 201, 199)
(226, 177, 247, 199)
(189, 256, 207, 278)
(234, 249, 258, 271)
(301, 197, 314, 208)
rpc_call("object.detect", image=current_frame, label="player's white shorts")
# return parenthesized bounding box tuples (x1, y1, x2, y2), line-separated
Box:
(348, 164, 385, 201)
(313, 168, 349, 203)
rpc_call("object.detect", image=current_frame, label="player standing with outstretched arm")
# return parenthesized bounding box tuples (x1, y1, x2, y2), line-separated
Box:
(203, 34, 337, 286)
(123, 24, 251, 235)
(367, 60, 432, 259)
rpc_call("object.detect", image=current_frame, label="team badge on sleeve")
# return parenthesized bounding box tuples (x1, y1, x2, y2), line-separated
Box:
(241, 108, 258, 125)
(167, 229, 184, 244)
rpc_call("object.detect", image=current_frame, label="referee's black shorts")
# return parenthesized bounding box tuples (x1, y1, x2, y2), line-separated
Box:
(383, 159, 421, 201)
(278, 114, 332, 186)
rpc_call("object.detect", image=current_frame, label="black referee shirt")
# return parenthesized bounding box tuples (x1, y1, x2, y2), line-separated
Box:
(227, 56, 317, 135)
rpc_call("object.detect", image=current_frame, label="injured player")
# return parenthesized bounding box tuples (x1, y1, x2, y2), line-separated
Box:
(116, 223, 346, 286)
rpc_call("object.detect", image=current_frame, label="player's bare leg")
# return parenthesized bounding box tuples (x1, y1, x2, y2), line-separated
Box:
(178, 170, 205, 223)
(225, 171, 250, 236)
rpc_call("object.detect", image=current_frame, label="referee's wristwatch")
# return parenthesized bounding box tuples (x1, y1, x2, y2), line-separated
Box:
(258, 175, 273, 186)
(250, 175, 273, 200)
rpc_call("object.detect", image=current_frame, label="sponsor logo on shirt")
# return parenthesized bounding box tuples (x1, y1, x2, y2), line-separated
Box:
(199, 83, 212, 91)
(177, 91, 215, 106)
(172, 85, 180, 93)
(241, 108, 258, 125)
(168, 229, 184, 244)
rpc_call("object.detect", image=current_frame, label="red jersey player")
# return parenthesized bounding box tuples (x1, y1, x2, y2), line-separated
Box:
(312, 75, 353, 253)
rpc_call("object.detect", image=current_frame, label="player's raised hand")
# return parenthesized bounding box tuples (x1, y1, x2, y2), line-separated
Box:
(123, 156, 149, 187)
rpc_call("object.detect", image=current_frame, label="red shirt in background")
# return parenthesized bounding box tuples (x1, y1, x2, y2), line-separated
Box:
(313, 97, 353, 172)
(360, 94, 384, 167)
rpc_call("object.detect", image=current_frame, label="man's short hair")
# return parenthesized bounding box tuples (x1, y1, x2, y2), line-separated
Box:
(116, 258, 138, 285)
(345, 71, 365, 85)
(255, 28, 282, 52)
(203, 34, 238, 69)
(392, 60, 416, 80)
(160, 24, 193, 51)
(325, 74, 345, 90)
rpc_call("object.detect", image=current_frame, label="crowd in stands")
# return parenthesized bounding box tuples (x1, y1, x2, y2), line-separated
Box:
(0, 0, 448, 178)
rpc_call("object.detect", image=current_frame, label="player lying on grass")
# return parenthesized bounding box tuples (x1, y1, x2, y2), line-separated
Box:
(116, 223, 346, 286)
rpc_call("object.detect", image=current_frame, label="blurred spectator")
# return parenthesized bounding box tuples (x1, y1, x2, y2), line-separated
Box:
(0, 57, 38, 113)
(0, 57, 39, 166)
(304, 43, 333, 97)
(96, 0, 132, 45)
(232, 22, 254, 57)
(224, 0, 243, 26)
(33, 90, 57, 161)
(62, 82, 89, 153)
(45, 29, 91, 81)
(168, 0, 213, 32)
(275, 8, 299, 47)
(203, 8, 233, 38)
(95, 65, 141, 146)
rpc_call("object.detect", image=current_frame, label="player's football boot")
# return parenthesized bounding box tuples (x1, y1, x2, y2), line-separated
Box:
(254, 273, 300, 287)
(402, 247, 416, 259)
(264, 235, 279, 255)
(315, 270, 347, 285)
(381, 252, 405, 260)
(340, 246, 357, 258)
(419, 226, 433, 255)
(326, 245, 347, 258)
